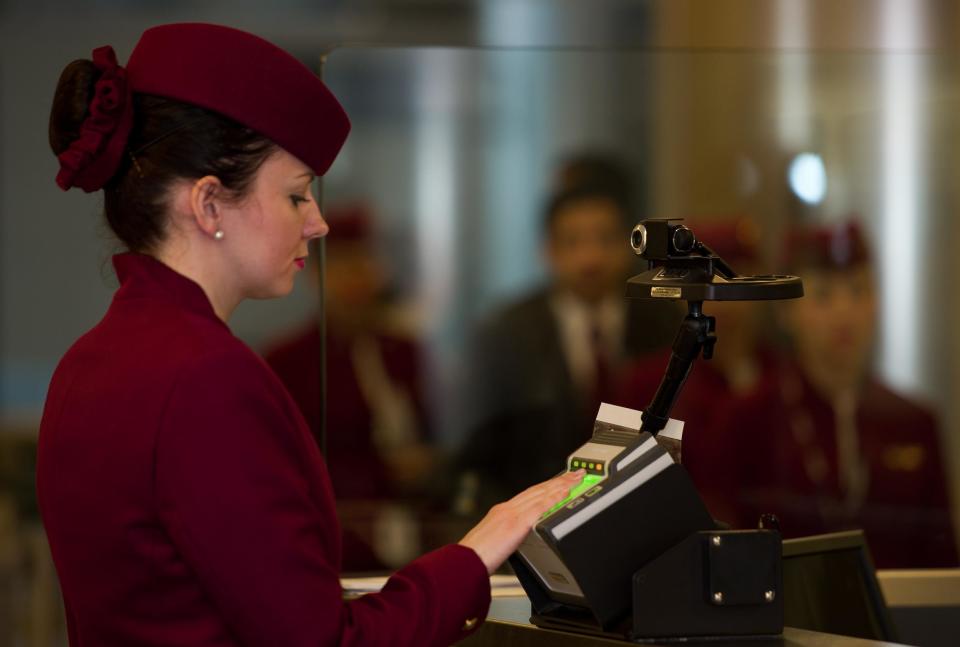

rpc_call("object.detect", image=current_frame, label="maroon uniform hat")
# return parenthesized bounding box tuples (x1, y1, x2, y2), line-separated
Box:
(128, 23, 349, 176)
(57, 23, 350, 191)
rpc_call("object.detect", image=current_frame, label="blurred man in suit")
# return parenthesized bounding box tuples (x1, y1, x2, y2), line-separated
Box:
(456, 177, 679, 511)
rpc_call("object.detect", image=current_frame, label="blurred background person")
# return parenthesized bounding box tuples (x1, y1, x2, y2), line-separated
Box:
(454, 155, 679, 513)
(554, 152, 635, 216)
(263, 203, 436, 570)
(612, 217, 777, 522)
(718, 220, 957, 567)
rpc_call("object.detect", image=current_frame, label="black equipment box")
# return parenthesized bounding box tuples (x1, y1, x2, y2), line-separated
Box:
(510, 405, 783, 641)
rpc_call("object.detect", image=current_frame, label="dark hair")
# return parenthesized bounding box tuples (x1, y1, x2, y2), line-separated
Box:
(541, 184, 631, 238)
(556, 153, 633, 211)
(49, 59, 277, 253)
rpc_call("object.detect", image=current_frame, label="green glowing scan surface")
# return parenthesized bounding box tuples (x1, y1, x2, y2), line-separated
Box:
(542, 473, 604, 519)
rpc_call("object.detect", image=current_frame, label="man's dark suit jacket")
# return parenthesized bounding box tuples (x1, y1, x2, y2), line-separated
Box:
(458, 287, 680, 508)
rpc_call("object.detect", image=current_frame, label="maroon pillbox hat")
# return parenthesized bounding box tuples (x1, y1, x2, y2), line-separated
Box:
(127, 23, 350, 176)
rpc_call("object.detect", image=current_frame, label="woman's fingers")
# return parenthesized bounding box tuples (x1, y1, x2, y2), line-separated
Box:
(508, 470, 584, 520)
(458, 470, 585, 573)
(508, 470, 583, 507)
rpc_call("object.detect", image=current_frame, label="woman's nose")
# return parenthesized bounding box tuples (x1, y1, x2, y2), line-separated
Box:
(305, 204, 329, 240)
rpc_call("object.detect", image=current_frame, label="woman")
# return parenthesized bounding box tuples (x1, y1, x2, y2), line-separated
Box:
(38, 23, 582, 646)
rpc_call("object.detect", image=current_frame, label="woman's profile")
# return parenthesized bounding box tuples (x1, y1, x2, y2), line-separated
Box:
(39, 22, 581, 646)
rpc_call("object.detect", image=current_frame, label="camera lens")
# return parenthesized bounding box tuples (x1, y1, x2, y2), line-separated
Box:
(630, 223, 647, 255)
(672, 226, 696, 254)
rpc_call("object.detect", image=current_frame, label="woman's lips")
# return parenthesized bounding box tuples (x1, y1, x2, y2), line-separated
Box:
(295, 258, 306, 269)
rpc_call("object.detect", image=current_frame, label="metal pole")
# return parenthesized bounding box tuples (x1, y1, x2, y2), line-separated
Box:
(314, 51, 331, 460)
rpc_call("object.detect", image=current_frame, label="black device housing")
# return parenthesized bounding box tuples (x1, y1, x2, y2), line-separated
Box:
(509, 453, 784, 641)
(540, 461, 715, 626)
(512, 526, 783, 641)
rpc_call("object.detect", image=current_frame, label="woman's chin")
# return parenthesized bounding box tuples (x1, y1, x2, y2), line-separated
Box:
(249, 279, 297, 301)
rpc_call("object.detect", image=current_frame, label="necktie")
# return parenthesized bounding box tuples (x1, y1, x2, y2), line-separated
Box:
(588, 320, 613, 419)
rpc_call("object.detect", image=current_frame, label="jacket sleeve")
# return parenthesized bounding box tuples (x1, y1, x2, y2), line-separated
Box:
(906, 412, 958, 566)
(155, 348, 490, 646)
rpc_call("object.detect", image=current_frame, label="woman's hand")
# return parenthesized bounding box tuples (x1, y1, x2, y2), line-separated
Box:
(458, 470, 585, 574)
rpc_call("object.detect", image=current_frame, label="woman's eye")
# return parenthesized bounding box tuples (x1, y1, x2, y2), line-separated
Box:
(290, 195, 309, 206)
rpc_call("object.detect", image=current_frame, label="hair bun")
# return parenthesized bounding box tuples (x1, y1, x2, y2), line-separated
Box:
(50, 46, 135, 193)
(49, 59, 101, 155)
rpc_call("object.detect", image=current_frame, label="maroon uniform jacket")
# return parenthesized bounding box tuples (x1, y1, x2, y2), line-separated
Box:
(36, 253, 489, 646)
(717, 360, 957, 568)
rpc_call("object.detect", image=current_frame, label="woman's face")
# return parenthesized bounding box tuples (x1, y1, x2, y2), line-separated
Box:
(219, 148, 327, 299)
(784, 264, 877, 386)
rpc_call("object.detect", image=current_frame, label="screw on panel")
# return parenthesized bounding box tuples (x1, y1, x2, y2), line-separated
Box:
(765, 590, 776, 602)
(712, 536, 722, 547)
(713, 592, 724, 604)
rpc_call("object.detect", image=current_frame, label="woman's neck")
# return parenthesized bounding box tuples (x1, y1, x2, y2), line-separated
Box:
(798, 351, 863, 403)
(153, 244, 240, 322)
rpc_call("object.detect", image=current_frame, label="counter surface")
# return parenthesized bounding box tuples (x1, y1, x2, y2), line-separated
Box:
(460, 597, 909, 647)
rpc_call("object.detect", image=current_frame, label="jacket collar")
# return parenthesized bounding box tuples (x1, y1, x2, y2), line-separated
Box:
(112, 252, 226, 328)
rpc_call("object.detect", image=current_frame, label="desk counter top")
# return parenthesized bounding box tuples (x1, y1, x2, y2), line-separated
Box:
(459, 597, 908, 647)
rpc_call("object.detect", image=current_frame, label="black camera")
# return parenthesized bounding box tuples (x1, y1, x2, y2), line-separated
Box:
(626, 219, 803, 302)
(630, 220, 698, 259)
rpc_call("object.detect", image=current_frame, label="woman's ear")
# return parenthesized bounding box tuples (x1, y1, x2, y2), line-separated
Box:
(189, 175, 226, 240)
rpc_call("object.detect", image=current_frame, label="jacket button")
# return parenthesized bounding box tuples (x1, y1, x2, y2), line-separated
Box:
(462, 617, 478, 631)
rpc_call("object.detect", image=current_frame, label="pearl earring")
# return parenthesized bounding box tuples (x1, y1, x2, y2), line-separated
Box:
(214, 230, 224, 240)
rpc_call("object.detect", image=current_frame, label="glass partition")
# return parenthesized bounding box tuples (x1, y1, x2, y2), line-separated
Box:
(314, 46, 960, 568)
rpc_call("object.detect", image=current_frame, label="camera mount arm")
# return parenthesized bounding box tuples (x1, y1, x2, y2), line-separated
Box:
(640, 301, 715, 434)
